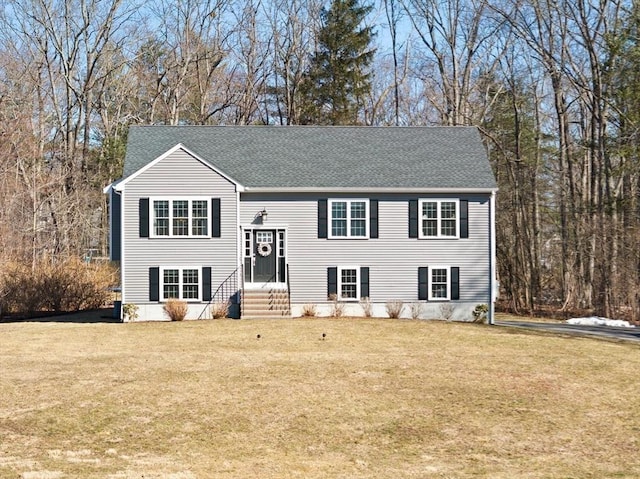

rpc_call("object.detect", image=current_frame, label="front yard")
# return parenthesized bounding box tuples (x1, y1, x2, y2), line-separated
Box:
(1, 318, 639, 478)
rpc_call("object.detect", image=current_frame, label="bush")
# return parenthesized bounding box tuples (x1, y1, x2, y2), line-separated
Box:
(301, 303, 317, 317)
(0, 257, 117, 316)
(329, 294, 345, 318)
(122, 303, 139, 322)
(164, 298, 188, 321)
(210, 301, 229, 319)
(359, 297, 373, 317)
(472, 304, 489, 323)
(410, 302, 423, 320)
(385, 300, 404, 319)
(440, 303, 454, 321)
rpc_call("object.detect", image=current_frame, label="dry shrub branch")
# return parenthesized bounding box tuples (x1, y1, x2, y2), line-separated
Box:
(0, 257, 117, 316)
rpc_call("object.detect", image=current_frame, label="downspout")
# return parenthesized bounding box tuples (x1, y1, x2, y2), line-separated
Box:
(236, 187, 243, 318)
(489, 190, 497, 325)
(118, 187, 125, 320)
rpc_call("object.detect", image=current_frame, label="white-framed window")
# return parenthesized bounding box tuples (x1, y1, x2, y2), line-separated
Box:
(419, 199, 459, 238)
(338, 266, 360, 301)
(329, 199, 369, 238)
(152, 198, 209, 237)
(429, 266, 450, 300)
(256, 231, 273, 244)
(161, 267, 200, 301)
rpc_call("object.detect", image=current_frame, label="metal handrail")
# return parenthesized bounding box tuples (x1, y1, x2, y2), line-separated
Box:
(286, 263, 291, 315)
(198, 266, 240, 319)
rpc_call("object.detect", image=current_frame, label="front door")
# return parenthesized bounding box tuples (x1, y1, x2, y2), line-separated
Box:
(253, 230, 276, 282)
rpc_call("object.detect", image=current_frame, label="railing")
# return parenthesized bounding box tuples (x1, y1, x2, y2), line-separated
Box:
(286, 263, 291, 315)
(198, 266, 241, 319)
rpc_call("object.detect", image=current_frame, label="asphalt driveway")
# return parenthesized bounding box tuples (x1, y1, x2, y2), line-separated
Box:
(495, 320, 640, 343)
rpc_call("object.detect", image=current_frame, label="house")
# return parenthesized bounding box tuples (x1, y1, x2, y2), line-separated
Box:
(104, 126, 498, 322)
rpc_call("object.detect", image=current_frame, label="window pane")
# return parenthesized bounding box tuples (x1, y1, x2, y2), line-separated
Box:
(163, 269, 179, 299)
(154, 201, 169, 236)
(173, 200, 189, 236)
(340, 269, 358, 299)
(422, 219, 437, 237)
(191, 200, 208, 235)
(332, 219, 347, 236)
(422, 202, 437, 218)
(331, 202, 347, 237)
(440, 202, 457, 219)
(441, 219, 456, 236)
(182, 269, 199, 299)
(350, 202, 366, 236)
(431, 268, 448, 299)
(332, 202, 347, 218)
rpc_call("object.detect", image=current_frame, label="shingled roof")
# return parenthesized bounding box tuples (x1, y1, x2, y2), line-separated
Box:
(122, 125, 497, 190)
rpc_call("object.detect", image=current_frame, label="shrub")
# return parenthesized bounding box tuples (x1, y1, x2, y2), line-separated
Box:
(329, 294, 345, 318)
(472, 304, 489, 323)
(122, 303, 139, 322)
(0, 257, 117, 316)
(164, 298, 188, 321)
(359, 297, 373, 317)
(210, 301, 229, 319)
(410, 302, 423, 320)
(301, 303, 317, 317)
(385, 300, 404, 319)
(440, 303, 454, 321)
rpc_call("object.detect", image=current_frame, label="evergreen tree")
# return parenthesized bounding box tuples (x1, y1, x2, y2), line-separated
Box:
(299, 0, 375, 125)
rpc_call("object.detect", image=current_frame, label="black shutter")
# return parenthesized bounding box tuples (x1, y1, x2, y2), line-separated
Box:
(409, 199, 418, 238)
(369, 200, 379, 238)
(139, 198, 149, 238)
(202, 267, 212, 302)
(360, 267, 370, 299)
(149, 267, 160, 301)
(418, 267, 428, 300)
(460, 200, 469, 238)
(327, 267, 337, 298)
(318, 199, 328, 238)
(211, 198, 221, 238)
(451, 267, 460, 300)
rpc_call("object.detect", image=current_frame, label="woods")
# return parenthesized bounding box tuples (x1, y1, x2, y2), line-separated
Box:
(0, 0, 639, 319)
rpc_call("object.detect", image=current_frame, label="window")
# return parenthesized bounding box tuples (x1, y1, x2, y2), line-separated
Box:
(419, 266, 460, 301)
(161, 267, 200, 301)
(329, 199, 369, 238)
(152, 199, 209, 237)
(430, 267, 449, 300)
(338, 267, 360, 301)
(419, 199, 459, 238)
(328, 266, 370, 301)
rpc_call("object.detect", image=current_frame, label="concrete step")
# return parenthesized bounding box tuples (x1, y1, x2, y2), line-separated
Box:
(241, 288, 291, 318)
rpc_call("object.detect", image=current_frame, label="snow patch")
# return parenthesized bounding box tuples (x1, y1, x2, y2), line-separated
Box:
(567, 317, 635, 328)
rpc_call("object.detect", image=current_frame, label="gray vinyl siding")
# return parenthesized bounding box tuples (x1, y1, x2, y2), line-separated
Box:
(240, 193, 492, 304)
(122, 149, 238, 303)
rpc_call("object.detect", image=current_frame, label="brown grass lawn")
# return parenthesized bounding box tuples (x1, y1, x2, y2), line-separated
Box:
(1, 318, 639, 479)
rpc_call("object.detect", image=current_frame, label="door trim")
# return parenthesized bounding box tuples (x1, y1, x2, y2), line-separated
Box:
(242, 225, 288, 285)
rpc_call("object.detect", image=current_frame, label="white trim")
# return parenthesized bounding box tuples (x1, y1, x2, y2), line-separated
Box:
(243, 187, 498, 194)
(328, 199, 370, 239)
(241, 226, 288, 284)
(114, 143, 245, 192)
(337, 265, 361, 301)
(418, 199, 460, 239)
(489, 190, 497, 325)
(120, 189, 126, 308)
(159, 266, 203, 302)
(428, 265, 451, 301)
(244, 282, 288, 290)
(149, 197, 211, 238)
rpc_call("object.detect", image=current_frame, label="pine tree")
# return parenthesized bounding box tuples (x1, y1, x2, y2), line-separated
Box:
(299, 0, 375, 125)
